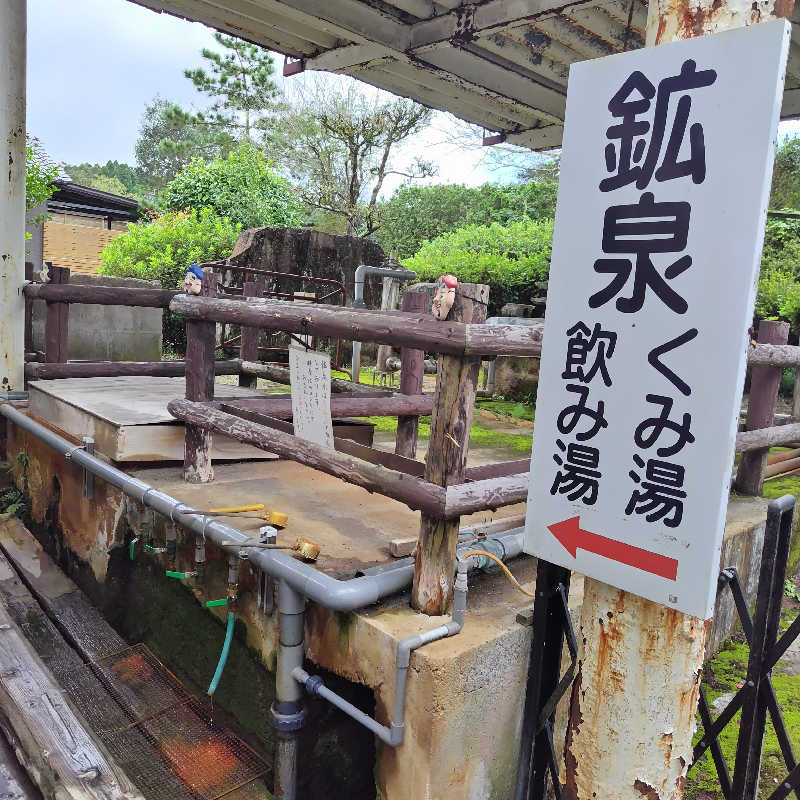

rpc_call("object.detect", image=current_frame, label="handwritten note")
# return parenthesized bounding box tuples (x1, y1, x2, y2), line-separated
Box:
(289, 344, 334, 449)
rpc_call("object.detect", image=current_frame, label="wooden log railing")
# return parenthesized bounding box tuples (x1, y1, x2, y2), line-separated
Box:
(25, 360, 241, 380)
(23, 282, 180, 308)
(169, 295, 544, 358)
(168, 399, 527, 520)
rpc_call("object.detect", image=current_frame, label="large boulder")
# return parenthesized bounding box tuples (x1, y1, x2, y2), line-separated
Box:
(228, 227, 387, 308)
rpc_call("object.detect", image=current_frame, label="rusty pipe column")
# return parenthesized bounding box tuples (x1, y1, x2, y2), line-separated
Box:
(0, 0, 26, 394)
(563, 3, 795, 799)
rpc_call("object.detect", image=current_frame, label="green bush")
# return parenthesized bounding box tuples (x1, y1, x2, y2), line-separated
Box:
(100, 208, 241, 352)
(404, 218, 553, 315)
(160, 143, 303, 230)
(375, 181, 558, 258)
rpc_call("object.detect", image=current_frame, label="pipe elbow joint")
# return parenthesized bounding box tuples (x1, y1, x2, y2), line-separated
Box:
(388, 723, 405, 747)
(396, 639, 417, 668)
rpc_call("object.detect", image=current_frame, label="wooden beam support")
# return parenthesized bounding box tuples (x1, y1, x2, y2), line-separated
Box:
(395, 290, 428, 459)
(25, 359, 240, 380)
(219, 403, 428, 477)
(170, 295, 542, 358)
(239, 279, 264, 389)
(24, 281, 179, 308)
(748, 342, 800, 367)
(735, 422, 800, 453)
(412, 282, 488, 615)
(736, 320, 790, 494)
(170, 399, 446, 514)
(44, 265, 70, 364)
(219, 393, 434, 419)
(183, 269, 217, 484)
(239, 359, 393, 396)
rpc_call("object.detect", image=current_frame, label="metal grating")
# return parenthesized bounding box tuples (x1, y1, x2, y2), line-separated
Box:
(57, 644, 271, 800)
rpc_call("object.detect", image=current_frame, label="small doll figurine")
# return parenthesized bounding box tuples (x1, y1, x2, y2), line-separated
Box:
(432, 274, 457, 320)
(183, 264, 204, 295)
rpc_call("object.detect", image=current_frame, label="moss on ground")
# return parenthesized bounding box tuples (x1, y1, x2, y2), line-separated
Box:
(475, 399, 535, 421)
(366, 414, 533, 454)
(686, 633, 800, 799)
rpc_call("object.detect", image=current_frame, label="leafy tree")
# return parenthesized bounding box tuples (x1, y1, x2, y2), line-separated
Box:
(63, 160, 146, 199)
(26, 137, 59, 212)
(160, 143, 303, 231)
(100, 208, 241, 352)
(770, 137, 800, 211)
(375, 181, 558, 257)
(404, 218, 553, 315)
(270, 81, 434, 235)
(134, 98, 236, 194)
(183, 32, 281, 142)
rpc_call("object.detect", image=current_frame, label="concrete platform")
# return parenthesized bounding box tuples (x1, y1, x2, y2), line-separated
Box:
(27, 377, 273, 462)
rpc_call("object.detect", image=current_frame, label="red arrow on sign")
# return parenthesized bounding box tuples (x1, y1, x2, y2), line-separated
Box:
(547, 516, 679, 581)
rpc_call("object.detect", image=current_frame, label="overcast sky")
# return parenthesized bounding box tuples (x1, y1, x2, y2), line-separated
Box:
(25, 0, 496, 188)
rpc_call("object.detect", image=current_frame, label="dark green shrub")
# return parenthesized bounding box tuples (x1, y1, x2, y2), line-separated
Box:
(404, 218, 553, 315)
(100, 208, 241, 352)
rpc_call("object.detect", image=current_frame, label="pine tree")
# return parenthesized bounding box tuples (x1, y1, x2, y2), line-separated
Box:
(183, 32, 281, 142)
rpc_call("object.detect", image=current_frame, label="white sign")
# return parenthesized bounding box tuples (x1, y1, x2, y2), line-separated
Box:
(289, 345, 335, 449)
(525, 20, 791, 619)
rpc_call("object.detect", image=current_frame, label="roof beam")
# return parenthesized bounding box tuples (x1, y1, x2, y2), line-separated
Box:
(407, 0, 595, 50)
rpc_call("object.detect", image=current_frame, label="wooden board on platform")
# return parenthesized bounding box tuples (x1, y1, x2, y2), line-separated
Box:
(0, 554, 143, 798)
(27, 377, 276, 462)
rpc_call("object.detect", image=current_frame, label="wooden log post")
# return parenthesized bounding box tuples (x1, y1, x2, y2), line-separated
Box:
(411, 282, 488, 615)
(239, 279, 264, 389)
(183, 269, 217, 483)
(44, 264, 69, 364)
(395, 291, 428, 459)
(736, 320, 790, 495)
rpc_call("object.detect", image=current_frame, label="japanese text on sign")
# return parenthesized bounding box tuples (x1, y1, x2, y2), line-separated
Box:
(525, 20, 791, 618)
(289, 345, 335, 449)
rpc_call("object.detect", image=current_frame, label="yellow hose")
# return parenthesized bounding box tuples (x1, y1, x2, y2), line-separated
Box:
(460, 549, 535, 598)
(209, 504, 265, 513)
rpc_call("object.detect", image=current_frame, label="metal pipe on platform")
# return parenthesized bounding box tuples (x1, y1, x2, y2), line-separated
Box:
(272, 580, 306, 800)
(0, 403, 525, 613)
(351, 263, 416, 383)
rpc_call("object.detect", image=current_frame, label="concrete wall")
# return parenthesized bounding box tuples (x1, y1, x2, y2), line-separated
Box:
(25, 201, 46, 268)
(31, 274, 162, 362)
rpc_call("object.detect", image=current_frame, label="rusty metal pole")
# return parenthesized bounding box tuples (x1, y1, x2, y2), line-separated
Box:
(562, 5, 794, 799)
(0, 0, 26, 395)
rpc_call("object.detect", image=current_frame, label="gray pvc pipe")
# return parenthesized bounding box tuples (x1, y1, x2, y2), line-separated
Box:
(0, 403, 525, 612)
(351, 264, 416, 382)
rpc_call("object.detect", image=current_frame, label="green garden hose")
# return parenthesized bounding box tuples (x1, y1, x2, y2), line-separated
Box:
(205, 598, 228, 608)
(208, 612, 235, 696)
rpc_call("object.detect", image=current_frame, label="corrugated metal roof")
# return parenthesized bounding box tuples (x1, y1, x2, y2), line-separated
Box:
(130, 0, 800, 149)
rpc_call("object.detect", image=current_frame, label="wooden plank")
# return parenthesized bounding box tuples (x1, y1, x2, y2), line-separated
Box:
(395, 291, 428, 459)
(736, 320, 790, 494)
(412, 283, 488, 615)
(464, 459, 530, 482)
(0, 586, 140, 799)
(25, 360, 240, 380)
(184, 269, 217, 483)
